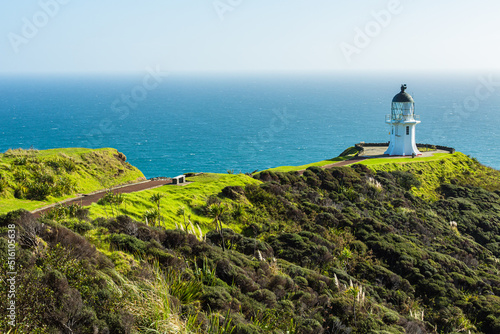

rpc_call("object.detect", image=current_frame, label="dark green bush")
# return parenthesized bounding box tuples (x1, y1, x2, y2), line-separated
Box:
(382, 311, 399, 325)
(108, 233, 147, 253)
(248, 289, 277, 308)
(202, 286, 232, 310)
(73, 221, 94, 234)
(233, 323, 262, 334)
(391, 170, 421, 190)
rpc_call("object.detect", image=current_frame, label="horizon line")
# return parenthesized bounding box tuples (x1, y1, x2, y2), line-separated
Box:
(0, 68, 498, 77)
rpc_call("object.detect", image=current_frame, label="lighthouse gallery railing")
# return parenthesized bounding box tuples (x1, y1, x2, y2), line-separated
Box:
(385, 114, 420, 122)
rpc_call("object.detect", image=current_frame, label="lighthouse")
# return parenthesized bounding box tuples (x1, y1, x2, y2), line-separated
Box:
(384, 84, 421, 156)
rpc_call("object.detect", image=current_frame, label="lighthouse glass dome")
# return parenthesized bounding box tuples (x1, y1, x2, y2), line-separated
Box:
(388, 85, 417, 122)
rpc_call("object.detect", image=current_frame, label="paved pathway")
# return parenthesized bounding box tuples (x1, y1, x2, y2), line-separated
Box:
(360, 146, 450, 157)
(296, 147, 451, 175)
(32, 179, 172, 217)
(320, 157, 367, 168)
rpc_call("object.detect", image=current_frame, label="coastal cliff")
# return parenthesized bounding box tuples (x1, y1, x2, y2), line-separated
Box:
(1, 148, 499, 333)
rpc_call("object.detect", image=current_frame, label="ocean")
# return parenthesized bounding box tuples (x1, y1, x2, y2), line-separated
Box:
(1, 72, 499, 178)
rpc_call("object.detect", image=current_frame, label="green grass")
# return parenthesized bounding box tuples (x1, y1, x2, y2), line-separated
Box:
(359, 152, 500, 201)
(263, 156, 352, 173)
(355, 153, 451, 166)
(87, 173, 261, 233)
(0, 198, 49, 213)
(0, 147, 145, 214)
(261, 146, 363, 173)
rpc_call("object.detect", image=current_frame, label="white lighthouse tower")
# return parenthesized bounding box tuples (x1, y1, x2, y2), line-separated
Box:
(384, 84, 421, 156)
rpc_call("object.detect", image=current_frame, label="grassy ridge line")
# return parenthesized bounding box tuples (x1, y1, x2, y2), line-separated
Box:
(87, 173, 261, 233)
(263, 156, 351, 173)
(356, 152, 451, 165)
(258, 149, 498, 202)
(261, 146, 360, 173)
(357, 152, 500, 200)
(0, 147, 145, 214)
(261, 148, 448, 174)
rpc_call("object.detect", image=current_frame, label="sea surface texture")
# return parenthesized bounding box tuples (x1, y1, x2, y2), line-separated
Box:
(1, 73, 499, 178)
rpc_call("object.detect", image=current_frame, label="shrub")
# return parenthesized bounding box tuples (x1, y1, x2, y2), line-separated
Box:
(202, 286, 232, 311)
(41, 225, 98, 261)
(147, 247, 184, 268)
(60, 158, 77, 172)
(73, 221, 94, 234)
(108, 233, 147, 253)
(215, 259, 237, 284)
(315, 212, 338, 228)
(13, 156, 28, 165)
(232, 234, 274, 258)
(102, 312, 134, 334)
(248, 289, 277, 308)
(294, 276, 308, 288)
(391, 170, 421, 190)
(382, 311, 399, 324)
(221, 185, 245, 200)
(268, 274, 294, 291)
(25, 180, 51, 200)
(164, 229, 199, 249)
(254, 171, 279, 182)
(233, 323, 262, 334)
(299, 318, 322, 334)
(235, 272, 259, 293)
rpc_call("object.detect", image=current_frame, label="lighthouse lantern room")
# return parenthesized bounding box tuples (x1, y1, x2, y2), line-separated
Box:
(384, 84, 421, 156)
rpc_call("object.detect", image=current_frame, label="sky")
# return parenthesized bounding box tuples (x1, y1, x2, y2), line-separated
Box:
(1, 0, 500, 74)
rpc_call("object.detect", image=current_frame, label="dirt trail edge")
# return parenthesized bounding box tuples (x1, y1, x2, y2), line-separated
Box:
(297, 157, 367, 175)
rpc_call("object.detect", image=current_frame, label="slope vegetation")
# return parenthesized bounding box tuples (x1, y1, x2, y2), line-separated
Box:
(1, 152, 500, 333)
(87, 173, 261, 232)
(0, 148, 145, 214)
(356, 152, 500, 200)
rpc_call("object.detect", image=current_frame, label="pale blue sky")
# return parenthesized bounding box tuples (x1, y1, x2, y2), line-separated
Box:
(1, 0, 499, 74)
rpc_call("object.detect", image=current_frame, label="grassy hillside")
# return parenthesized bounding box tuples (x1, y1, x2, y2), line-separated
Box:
(87, 173, 261, 233)
(263, 149, 500, 202)
(0, 148, 145, 214)
(262, 146, 361, 173)
(355, 152, 500, 201)
(1, 149, 500, 333)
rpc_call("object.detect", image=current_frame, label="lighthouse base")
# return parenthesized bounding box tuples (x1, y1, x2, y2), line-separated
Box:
(384, 141, 421, 156)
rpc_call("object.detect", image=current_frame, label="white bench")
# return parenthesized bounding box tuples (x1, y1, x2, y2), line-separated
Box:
(172, 175, 185, 185)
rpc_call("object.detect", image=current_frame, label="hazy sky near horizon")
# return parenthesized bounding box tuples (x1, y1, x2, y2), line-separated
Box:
(1, 0, 500, 74)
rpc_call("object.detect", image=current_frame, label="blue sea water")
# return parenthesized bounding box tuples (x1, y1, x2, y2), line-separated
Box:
(0, 72, 499, 178)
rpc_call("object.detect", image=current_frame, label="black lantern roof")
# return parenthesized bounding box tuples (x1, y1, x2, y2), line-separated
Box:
(392, 84, 414, 103)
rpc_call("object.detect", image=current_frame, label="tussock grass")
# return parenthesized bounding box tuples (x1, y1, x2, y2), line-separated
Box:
(121, 265, 188, 333)
(88, 261, 202, 334)
(0, 147, 144, 214)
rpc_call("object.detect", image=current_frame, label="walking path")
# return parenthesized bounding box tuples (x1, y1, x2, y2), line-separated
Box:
(296, 157, 367, 175)
(320, 157, 367, 168)
(296, 147, 451, 175)
(360, 146, 450, 157)
(32, 179, 172, 217)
